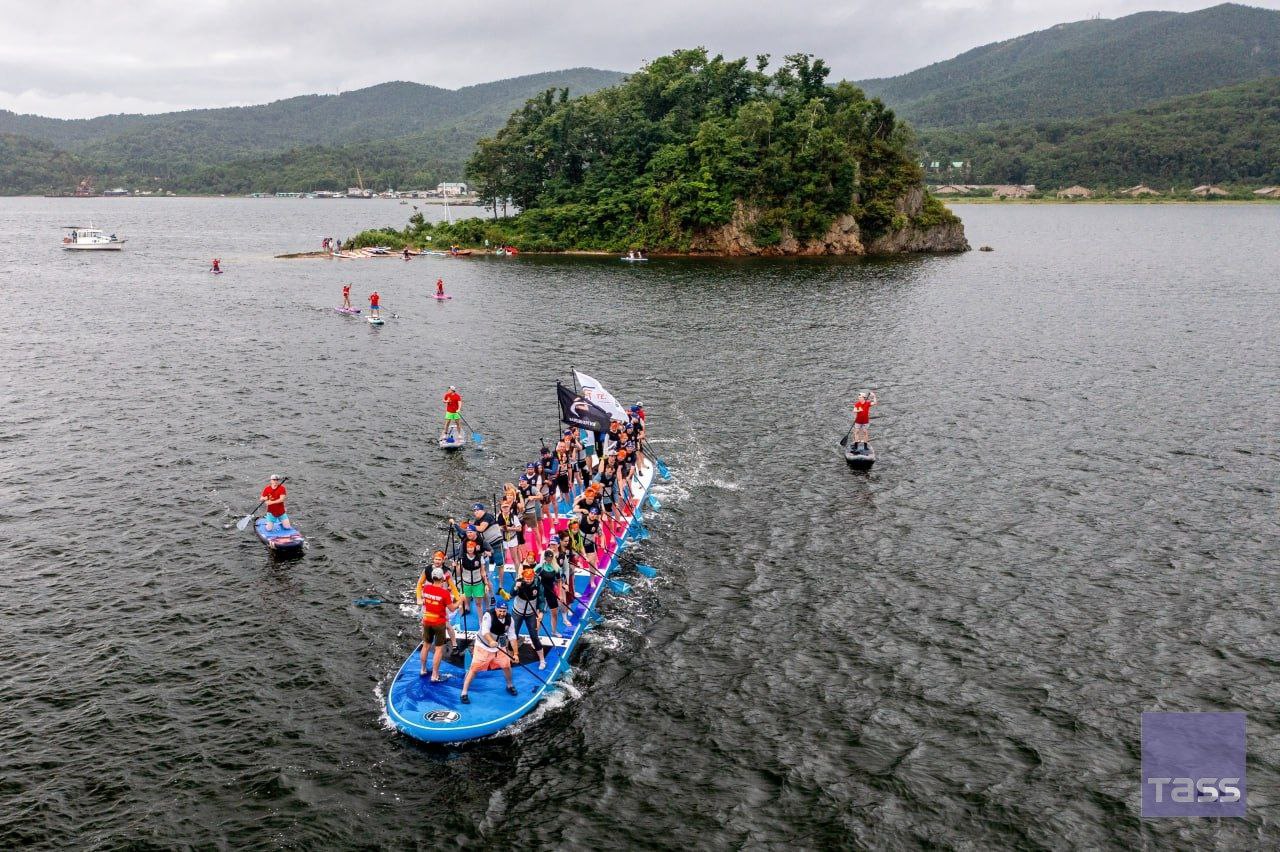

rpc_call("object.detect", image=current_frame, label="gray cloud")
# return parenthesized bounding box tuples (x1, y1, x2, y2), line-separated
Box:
(0, 0, 1275, 118)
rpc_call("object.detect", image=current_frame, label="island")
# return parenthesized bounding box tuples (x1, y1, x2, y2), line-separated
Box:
(345, 49, 968, 257)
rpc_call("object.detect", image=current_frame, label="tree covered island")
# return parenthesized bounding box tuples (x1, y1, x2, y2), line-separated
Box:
(355, 49, 969, 255)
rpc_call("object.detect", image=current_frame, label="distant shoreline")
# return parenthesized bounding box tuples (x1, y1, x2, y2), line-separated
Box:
(943, 197, 1280, 205)
(9, 194, 484, 203)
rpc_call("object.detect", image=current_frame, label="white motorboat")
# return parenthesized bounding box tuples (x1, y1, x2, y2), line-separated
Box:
(62, 226, 126, 251)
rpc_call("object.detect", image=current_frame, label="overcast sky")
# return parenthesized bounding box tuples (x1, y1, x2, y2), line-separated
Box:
(2, 0, 1275, 119)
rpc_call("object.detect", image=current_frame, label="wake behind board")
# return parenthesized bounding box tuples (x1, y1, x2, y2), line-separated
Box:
(367, 315, 385, 325)
(387, 458, 656, 744)
(254, 517, 305, 556)
(844, 442, 876, 471)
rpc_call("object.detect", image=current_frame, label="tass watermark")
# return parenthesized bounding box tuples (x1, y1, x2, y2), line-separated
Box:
(1142, 712, 1246, 818)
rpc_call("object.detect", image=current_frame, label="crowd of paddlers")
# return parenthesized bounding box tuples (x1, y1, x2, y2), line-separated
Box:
(415, 398, 648, 701)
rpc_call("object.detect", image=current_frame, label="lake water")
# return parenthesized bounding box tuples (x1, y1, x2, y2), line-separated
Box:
(1, 198, 1276, 849)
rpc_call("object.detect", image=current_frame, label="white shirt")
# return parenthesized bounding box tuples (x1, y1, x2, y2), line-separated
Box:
(477, 610, 516, 651)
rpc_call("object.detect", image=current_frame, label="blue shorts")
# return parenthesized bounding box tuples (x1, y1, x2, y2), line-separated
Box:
(369, 304, 380, 310)
(265, 511, 289, 525)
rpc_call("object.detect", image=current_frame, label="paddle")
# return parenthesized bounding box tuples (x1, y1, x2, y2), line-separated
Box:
(235, 476, 288, 531)
(636, 564, 658, 578)
(495, 637, 552, 692)
(458, 413, 483, 446)
(838, 424, 855, 449)
(642, 439, 670, 479)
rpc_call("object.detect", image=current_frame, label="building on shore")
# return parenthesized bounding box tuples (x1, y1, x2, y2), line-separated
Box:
(1190, 184, 1229, 197)
(436, 182, 469, 196)
(992, 185, 1033, 198)
(1120, 184, 1162, 197)
(1056, 185, 1094, 199)
(1252, 186, 1280, 198)
(932, 184, 971, 195)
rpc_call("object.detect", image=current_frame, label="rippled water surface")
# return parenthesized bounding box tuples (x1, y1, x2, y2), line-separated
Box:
(1, 198, 1277, 849)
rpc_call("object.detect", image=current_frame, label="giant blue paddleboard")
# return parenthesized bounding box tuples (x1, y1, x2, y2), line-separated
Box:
(254, 517, 305, 556)
(387, 459, 655, 743)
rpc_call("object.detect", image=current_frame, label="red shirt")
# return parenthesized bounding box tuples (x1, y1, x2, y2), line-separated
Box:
(342, 285, 350, 296)
(261, 483, 286, 515)
(854, 400, 872, 424)
(444, 391, 461, 413)
(436, 280, 444, 294)
(420, 583, 452, 625)
(370, 292, 380, 307)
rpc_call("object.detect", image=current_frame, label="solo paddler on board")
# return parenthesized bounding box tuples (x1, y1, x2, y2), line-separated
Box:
(852, 390, 877, 449)
(260, 475, 292, 531)
(442, 386, 462, 441)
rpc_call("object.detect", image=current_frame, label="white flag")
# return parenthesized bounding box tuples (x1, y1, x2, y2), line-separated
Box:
(573, 370, 628, 421)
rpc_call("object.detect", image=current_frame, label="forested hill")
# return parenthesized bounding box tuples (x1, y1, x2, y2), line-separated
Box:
(859, 3, 1280, 127)
(917, 77, 1280, 187)
(442, 49, 965, 254)
(0, 68, 624, 194)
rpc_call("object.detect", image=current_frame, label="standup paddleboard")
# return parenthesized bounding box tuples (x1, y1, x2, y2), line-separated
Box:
(438, 433, 466, 450)
(367, 315, 385, 325)
(387, 458, 656, 743)
(334, 306, 360, 315)
(254, 517, 305, 556)
(844, 442, 876, 471)
(433, 294, 452, 301)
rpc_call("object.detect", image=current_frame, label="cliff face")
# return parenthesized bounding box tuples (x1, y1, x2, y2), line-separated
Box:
(687, 189, 969, 256)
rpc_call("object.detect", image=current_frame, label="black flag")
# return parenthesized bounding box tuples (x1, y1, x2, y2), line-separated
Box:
(558, 382, 613, 432)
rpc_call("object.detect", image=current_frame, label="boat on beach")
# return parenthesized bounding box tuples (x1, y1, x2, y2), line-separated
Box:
(62, 226, 126, 251)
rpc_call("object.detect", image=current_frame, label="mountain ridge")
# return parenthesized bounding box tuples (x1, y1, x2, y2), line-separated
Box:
(859, 3, 1280, 127)
(0, 68, 625, 194)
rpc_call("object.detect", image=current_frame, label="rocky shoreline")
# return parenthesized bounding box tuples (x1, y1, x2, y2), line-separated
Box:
(686, 189, 968, 256)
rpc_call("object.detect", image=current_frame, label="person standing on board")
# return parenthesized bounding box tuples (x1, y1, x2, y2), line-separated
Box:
(853, 391, 878, 449)
(442, 386, 462, 440)
(436, 278, 446, 297)
(369, 290, 381, 319)
(509, 561, 547, 670)
(536, 548, 570, 635)
(341, 283, 352, 309)
(470, 502, 505, 568)
(417, 550, 461, 651)
(456, 538, 492, 621)
(402, 247, 411, 261)
(259, 475, 292, 531)
(211, 258, 221, 273)
(417, 566, 456, 681)
(578, 507, 602, 566)
(459, 599, 519, 703)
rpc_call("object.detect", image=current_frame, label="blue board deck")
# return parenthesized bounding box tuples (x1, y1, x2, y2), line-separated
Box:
(387, 459, 655, 743)
(254, 517, 305, 555)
